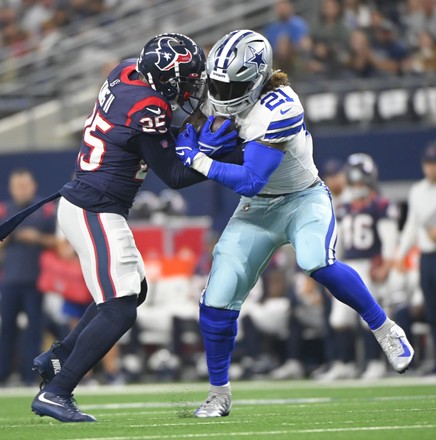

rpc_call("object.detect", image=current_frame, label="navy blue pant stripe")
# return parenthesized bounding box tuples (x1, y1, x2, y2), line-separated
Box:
(83, 211, 116, 301)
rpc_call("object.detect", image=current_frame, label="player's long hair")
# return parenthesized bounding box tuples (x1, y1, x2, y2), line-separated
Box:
(262, 71, 290, 94)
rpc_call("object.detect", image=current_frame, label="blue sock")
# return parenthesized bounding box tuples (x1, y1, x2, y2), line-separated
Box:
(44, 295, 137, 396)
(311, 261, 386, 330)
(199, 303, 240, 386)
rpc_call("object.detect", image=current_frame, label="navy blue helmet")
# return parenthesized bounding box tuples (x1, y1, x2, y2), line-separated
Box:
(136, 33, 206, 113)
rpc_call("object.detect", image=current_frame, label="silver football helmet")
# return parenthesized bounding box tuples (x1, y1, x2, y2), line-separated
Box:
(206, 30, 273, 116)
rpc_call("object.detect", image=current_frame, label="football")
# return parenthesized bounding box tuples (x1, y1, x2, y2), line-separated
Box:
(179, 109, 236, 134)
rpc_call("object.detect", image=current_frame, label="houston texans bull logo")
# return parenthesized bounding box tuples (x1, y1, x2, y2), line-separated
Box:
(154, 36, 193, 72)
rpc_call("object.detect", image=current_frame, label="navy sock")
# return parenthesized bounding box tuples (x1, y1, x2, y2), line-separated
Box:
(60, 302, 98, 356)
(199, 303, 239, 386)
(311, 261, 386, 330)
(44, 295, 137, 396)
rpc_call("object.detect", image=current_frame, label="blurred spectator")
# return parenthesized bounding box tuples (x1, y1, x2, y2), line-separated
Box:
(312, 0, 350, 64)
(320, 159, 348, 206)
(273, 34, 306, 80)
(395, 141, 436, 374)
(344, 29, 384, 78)
(370, 19, 410, 75)
(402, 0, 436, 49)
(0, 169, 56, 386)
(404, 30, 436, 75)
(305, 37, 344, 80)
(343, 0, 372, 30)
(264, 0, 309, 53)
(21, 0, 56, 41)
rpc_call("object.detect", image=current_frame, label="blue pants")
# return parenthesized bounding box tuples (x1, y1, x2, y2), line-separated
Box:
(202, 183, 336, 310)
(0, 284, 43, 384)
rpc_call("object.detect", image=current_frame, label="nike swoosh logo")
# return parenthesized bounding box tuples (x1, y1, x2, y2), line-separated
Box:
(38, 393, 63, 407)
(147, 107, 161, 115)
(399, 339, 411, 357)
(176, 146, 192, 157)
(280, 107, 292, 115)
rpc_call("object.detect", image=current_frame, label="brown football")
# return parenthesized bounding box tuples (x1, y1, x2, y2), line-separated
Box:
(180, 110, 236, 134)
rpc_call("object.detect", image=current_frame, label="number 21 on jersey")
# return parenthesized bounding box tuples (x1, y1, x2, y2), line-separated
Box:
(78, 103, 114, 171)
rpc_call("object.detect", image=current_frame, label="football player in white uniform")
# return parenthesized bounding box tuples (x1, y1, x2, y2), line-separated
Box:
(175, 30, 414, 417)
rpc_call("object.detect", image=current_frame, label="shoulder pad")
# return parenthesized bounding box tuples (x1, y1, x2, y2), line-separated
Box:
(126, 95, 172, 135)
(241, 87, 305, 143)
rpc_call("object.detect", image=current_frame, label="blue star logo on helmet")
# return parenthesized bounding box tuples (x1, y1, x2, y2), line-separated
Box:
(155, 36, 193, 72)
(246, 46, 266, 71)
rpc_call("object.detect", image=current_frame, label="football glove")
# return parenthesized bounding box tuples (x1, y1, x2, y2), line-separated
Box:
(198, 116, 238, 158)
(175, 124, 201, 167)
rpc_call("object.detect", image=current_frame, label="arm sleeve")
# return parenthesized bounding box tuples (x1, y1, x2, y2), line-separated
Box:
(192, 141, 284, 197)
(134, 133, 244, 189)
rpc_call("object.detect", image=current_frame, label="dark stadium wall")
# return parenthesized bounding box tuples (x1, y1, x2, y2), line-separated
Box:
(1, 126, 436, 231)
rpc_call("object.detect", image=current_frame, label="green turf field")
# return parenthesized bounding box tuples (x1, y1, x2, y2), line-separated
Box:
(1, 378, 436, 440)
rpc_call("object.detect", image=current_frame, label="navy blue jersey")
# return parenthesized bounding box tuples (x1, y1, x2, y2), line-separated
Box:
(60, 59, 174, 217)
(336, 195, 397, 260)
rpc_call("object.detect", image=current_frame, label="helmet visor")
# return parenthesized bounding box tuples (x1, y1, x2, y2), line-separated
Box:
(209, 79, 252, 101)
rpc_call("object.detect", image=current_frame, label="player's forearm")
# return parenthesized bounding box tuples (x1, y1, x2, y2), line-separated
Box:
(191, 141, 284, 197)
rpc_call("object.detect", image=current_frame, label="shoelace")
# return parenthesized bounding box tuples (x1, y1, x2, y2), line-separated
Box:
(200, 394, 229, 410)
(57, 395, 81, 414)
(380, 332, 402, 358)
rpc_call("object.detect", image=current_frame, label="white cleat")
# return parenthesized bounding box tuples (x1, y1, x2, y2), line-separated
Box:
(194, 392, 232, 418)
(374, 323, 414, 373)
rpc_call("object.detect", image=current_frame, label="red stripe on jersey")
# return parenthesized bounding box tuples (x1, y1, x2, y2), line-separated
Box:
(97, 213, 117, 298)
(120, 65, 147, 86)
(82, 210, 106, 301)
(125, 96, 171, 127)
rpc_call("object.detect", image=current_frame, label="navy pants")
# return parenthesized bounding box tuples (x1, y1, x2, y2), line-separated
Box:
(420, 252, 436, 364)
(0, 284, 43, 384)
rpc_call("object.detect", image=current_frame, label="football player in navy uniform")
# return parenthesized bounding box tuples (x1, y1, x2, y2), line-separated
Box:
(29, 33, 239, 422)
(318, 153, 400, 380)
(175, 29, 414, 417)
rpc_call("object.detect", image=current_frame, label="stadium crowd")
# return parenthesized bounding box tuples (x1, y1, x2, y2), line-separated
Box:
(0, 0, 436, 83)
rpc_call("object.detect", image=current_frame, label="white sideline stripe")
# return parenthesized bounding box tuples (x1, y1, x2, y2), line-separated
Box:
(80, 397, 331, 410)
(81, 395, 436, 411)
(66, 425, 436, 440)
(2, 377, 436, 397)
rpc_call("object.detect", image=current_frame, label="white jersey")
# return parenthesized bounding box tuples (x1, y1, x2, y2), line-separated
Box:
(203, 85, 319, 194)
